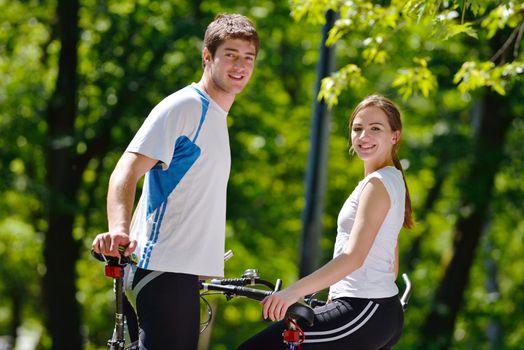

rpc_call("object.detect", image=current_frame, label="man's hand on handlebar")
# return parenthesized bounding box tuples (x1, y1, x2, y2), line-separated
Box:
(261, 288, 301, 322)
(91, 232, 137, 257)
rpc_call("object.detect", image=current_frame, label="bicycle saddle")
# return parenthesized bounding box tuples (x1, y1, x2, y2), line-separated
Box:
(286, 303, 315, 327)
(91, 249, 137, 266)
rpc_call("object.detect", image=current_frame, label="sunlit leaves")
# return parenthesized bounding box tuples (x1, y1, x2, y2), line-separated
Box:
(481, 1, 524, 39)
(326, 1, 399, 46)
(362, 36, 389, 64)
(392, 58, 438, 100)
(290, 0, 523, 104)
(465, 0, 492, 16)
(289, 0, 339, 24)
(319, 63, 365, 108)
(401, 0, 443, 22)
(432, 20, 478, 41)
(453, 60, 524, 94)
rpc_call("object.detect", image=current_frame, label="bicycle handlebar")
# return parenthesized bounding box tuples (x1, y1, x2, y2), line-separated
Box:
(201, 282, 273, 301)
(209, 277, 277, 290)
(400, 273, 412, 311)
(200, 281, 315, 326)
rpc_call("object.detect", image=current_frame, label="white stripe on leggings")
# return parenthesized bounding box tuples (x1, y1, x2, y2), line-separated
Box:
(304, 301, 374, 336)
(302, 302, 379, 343)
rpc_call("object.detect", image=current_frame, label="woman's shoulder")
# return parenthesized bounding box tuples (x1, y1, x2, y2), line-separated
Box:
(375, 165, 401, 177)
(365, 166, 404, 199)
(367, 166, 401, 183)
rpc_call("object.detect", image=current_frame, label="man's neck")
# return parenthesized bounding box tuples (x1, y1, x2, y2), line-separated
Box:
(197, 77, 235, 112)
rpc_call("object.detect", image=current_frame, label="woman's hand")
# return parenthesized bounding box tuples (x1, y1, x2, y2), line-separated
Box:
(261, 288, 301, 321)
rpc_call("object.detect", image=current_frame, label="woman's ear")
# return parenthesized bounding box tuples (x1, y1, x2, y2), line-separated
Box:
(392, 130, 400, 144)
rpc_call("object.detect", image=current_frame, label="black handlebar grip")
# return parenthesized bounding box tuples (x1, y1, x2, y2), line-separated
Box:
(201, 283, 272, 301)
(210, 278, 251, 286)
(209, 278, 276, 290)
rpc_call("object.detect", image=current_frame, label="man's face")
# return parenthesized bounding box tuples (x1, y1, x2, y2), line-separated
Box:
(203, 38, 257, 95)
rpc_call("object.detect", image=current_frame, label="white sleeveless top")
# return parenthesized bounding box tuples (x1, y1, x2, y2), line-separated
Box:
(329, 166, 405, 299)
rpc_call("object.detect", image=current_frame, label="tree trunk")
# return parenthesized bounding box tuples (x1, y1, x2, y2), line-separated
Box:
(405, 169, 445, 271)
(484, 217, 503, 350)
(42, 0, 82, 349)
(299, 10, 336, 277)
(418, 88, 515, 349)
(9, 291, 21, 349)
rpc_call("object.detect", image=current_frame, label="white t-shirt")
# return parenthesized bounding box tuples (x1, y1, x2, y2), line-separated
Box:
(126, 83, 230, 277)
(329, 166, 405, 299)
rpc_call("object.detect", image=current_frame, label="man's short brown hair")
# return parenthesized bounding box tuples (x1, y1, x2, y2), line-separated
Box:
(203, 13, 260, 58)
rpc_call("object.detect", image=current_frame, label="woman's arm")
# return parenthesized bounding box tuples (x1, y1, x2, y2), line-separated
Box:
(394, 243, 399, 277)
(262, 177, 391, 321)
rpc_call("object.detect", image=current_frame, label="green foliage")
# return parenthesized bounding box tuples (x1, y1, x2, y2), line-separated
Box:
(392, 57, 438, 100)
(453, 60, 524, 94)
(0, 214, 43, 336)
(481, 2, 524, 39)
(319, 64, 365, 107)
(432, 20, 478, 41)
(292, 0, 524, 105)
(289, 0, 339, 24)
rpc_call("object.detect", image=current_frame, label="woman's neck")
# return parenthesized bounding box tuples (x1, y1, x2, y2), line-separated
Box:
(363, 159, 394, 176)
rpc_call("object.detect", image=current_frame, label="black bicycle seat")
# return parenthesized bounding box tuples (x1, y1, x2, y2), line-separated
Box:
(90, 249, 136, 266)
(286, 303, 314, 327)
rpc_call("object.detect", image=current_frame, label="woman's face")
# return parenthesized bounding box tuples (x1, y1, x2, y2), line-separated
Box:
(350, 106, 400, 165)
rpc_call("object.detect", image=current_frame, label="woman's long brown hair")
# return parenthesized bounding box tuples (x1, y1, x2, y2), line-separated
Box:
(349, 95, 414, 229)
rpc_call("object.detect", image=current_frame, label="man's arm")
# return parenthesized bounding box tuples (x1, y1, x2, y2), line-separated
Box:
(92, 152, 158, 257)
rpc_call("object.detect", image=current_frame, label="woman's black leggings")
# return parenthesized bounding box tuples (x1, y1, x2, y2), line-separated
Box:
(238, 295, 404, 350)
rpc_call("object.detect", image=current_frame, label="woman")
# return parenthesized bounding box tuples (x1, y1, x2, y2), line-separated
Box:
(238, 95, 414, 349)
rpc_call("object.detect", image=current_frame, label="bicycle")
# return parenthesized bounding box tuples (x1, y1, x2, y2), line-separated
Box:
(92, 249, 412, 350)
(201, 262, 412, 350)
(92, 249, 315, 349)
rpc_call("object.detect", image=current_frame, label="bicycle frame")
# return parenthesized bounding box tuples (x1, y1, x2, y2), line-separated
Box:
(283, 318, 305, 350)
(108, 265, 126, 350)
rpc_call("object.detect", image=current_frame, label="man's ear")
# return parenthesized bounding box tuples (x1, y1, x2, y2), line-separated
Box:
(202, 47, 212, 67)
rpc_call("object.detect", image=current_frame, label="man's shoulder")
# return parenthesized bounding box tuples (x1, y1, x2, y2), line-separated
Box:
(150, 85, 205, 118)
(160, 85, 203, 108)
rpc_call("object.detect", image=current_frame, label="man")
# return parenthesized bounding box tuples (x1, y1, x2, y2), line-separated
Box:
(92, 13, 259, 349)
